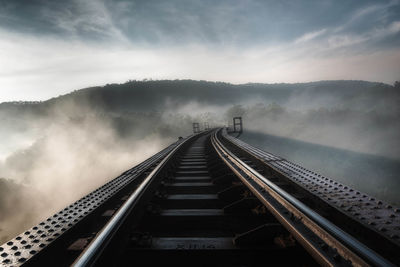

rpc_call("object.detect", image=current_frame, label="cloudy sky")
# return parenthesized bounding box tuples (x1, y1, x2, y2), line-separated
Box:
(0, 0, 399, 102)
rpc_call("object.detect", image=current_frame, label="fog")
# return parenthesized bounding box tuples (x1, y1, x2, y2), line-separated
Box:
(0, 80, 399, 243)
(239, 131, 400, 206)
(228, 103, 400, 160)
(0, 101, 218, 242)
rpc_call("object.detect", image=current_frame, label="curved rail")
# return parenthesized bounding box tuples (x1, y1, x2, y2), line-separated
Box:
(212, 128, 394, 267)
(73, 133, 196, 267)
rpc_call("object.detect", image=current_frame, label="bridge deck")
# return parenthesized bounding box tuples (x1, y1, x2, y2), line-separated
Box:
(115, 134, 316, 266)
(0, 129, 398, 266)
(225, 132, 400, 248)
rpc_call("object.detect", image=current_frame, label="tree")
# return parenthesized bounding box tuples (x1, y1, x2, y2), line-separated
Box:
(395, 81, 400, 89)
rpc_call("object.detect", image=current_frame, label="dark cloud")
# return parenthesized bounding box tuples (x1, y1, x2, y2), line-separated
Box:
(0, 0, 399, 100)
(1, 0, 399, 48)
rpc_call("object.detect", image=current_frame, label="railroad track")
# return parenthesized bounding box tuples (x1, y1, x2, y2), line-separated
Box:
(1, 129, 399, 266)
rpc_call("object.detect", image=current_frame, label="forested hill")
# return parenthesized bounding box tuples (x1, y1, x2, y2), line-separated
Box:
(0, 80, 397, 116)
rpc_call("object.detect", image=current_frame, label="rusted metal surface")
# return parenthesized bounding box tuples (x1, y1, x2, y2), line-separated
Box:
(214, 129, 395, 266)
(0, 138, 188, 266)
(223, 131, 400, 249)
(73, 133, 193, 267)
(1, 127, 398, 266)
(102, 132, 316, 266)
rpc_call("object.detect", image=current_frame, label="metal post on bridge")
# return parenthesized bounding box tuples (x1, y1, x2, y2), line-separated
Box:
(192, 122, 200, 134)
(204, 122, 210, 131)
(233, 117, 243, 133)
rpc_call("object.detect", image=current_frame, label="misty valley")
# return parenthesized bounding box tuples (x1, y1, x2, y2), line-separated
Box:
(0, 80, 399, 245)
(1, 0, 400, 264)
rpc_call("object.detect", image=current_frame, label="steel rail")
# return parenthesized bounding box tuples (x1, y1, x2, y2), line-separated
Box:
(73, 133, 197, 267)
(223, 129, 400, 255)
(0, 138, 186, 266)
(212, 129, 394, 267)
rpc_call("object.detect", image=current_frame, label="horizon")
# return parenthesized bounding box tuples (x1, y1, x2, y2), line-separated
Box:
(0, 78, 394, 103)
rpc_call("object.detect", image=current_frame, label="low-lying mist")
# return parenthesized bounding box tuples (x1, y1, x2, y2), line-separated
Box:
(239, 131, 400, 206)
(0, 103, 213, 243)
(1, 79, 399, 244)
(226, 103, 400, 160)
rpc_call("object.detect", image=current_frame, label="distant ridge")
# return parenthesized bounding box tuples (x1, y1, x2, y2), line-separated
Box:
(0, 80, 395, 113)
